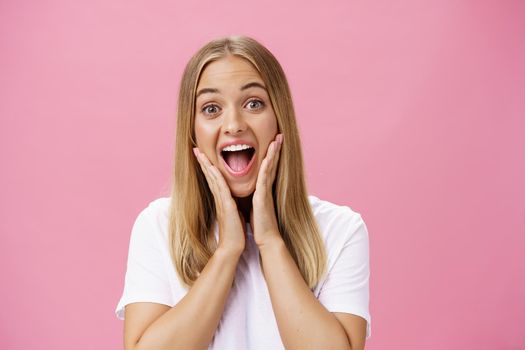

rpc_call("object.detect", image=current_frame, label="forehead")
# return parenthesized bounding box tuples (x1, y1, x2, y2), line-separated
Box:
(197, 56, 263, 88)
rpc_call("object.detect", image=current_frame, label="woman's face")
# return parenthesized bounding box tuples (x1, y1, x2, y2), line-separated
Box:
(194, 55, 279, 198)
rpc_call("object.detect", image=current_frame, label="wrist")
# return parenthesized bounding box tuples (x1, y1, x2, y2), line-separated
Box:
(257, 234, 286, 255)
(215, 244, 244, 260)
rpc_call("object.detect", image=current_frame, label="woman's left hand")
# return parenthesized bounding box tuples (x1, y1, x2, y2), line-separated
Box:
(251, 133, 284, 247)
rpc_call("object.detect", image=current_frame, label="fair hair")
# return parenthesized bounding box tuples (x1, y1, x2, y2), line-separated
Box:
(168, 35, 327, 289)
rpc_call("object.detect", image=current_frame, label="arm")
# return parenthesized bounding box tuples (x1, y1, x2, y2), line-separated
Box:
(250, 135, 368, 348)
(259, 237, 359, 350)
(250, 134, 363, 348)
(333, 312, 367, 350)
(125, 247, 241, 350)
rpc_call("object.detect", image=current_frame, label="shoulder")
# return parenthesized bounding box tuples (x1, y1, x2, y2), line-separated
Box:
(308, 194, 367, 241)
(307, 195, 369, 267)
(308, 195, 370, 300)
(141, 196, 171, 217)
(131, 197, 172, 243)
(308, 195, 361, 218)
(136, 197, 171, 224)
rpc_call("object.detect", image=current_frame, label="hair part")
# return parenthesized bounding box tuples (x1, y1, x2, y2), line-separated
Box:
(168, 35, 327, 290)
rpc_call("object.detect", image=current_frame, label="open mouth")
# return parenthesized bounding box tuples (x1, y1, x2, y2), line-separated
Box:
(220, 146, 256, 174)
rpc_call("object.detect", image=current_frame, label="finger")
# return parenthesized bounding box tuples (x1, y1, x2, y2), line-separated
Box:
(195, 149, 236, 210)
(197, 150, 225, 190)
(260, 140, 279, 191)
(194, 148, 217, 189)
(209, 165, 234, 204)
(256, 153, 270, 190)
(198, 152, 229, 197)
(255, 133, 283, 193)
(193, 148, 223, 209)
(193, 148, 214, 185)
(269, 135, 283, 183)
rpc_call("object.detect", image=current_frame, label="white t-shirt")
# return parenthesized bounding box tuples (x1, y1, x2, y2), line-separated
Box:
(115, 195, 371, 348)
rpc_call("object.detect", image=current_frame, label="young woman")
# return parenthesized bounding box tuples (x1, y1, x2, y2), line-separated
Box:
(115, 35, 371, 350)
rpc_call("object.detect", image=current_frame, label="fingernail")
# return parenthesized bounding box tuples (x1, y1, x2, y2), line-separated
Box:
(278, 134, 283, 144)
(193, 148, 198, 156)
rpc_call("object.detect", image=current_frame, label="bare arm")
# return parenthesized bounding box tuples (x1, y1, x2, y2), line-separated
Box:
(125, 247, 241, 350)
(259, 237, 363, 350)
(249, 135, 368, 348)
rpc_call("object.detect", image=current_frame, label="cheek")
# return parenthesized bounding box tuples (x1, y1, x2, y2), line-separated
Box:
(193, 120, 206, 144)
(252, 109, 278, 132)
(194, 120, 215, 146)
(194, 120, 219, 161)
(256, 115, 279, 148)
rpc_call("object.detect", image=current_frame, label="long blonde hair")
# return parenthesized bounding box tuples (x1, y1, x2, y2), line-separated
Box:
(169, 35, 326, 289)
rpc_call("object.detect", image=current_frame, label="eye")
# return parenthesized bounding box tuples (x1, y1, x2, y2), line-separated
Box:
(202, 104, 220, 116)
(246, 99, 265, 110)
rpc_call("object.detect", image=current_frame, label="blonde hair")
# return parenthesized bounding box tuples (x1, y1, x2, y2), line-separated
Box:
(168, 35, 327, 289)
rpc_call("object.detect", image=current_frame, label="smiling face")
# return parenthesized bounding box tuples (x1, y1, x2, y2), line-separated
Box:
(194, 55, 279, 198)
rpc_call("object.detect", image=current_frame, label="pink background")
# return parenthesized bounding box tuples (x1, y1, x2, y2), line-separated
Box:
(1, 0, 524, 349)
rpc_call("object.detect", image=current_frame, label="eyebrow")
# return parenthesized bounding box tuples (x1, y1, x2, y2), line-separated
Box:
(196, 82, 267, 99)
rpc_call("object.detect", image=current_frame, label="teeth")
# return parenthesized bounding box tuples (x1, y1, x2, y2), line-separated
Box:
(222, 144, 253, 152)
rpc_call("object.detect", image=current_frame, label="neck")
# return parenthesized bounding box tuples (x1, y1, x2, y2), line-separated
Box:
(234, 193, 253, 223)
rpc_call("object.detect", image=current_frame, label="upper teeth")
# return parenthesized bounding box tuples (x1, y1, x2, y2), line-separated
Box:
(222, 144, 253, 152)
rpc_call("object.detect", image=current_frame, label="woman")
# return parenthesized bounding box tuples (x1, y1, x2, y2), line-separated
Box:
(115, 35, 371, 350)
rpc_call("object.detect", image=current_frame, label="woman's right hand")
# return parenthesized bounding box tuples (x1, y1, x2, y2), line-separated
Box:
(193, 147, 246, 256)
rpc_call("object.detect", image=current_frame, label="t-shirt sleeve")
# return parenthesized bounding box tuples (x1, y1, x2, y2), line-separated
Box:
(115, 205, 175, 320)
(317, 211, 372, 339)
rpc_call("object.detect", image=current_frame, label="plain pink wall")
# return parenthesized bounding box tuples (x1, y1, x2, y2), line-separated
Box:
(1, 0, 524, 349)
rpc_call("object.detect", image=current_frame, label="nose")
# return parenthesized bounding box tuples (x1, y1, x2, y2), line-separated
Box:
(222, 107, 247, 135)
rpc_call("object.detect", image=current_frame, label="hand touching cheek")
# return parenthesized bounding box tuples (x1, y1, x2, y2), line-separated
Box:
(250, 133, 283, 247)
(193, 148, 246, 256)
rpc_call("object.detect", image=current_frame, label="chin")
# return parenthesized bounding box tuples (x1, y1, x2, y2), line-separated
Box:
(230, 183, 255, 198)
